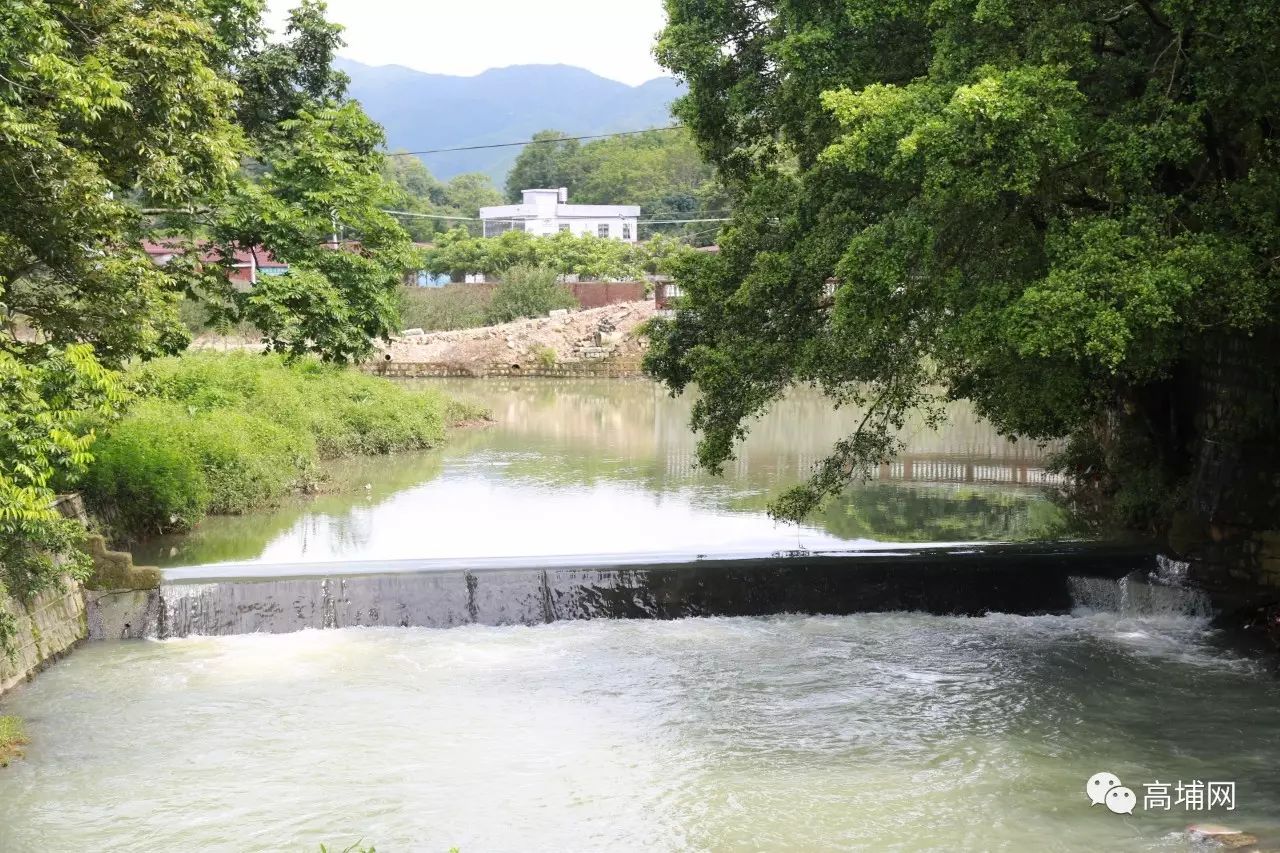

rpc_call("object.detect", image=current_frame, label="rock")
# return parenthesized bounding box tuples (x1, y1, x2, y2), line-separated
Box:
(1188, 826, 1259, 849)
(549, 308, 569, 318)
(400, 327, 425, 337)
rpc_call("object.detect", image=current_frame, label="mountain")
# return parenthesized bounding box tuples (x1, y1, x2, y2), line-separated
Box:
(337, 58, 683, 185)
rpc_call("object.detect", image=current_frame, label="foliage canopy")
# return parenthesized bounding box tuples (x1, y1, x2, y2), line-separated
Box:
(0, 0, 412, 640)
(646, 0, 1280, 524)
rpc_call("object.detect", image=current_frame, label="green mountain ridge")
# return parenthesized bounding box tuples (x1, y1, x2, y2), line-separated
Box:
(337, 58, 683, 184)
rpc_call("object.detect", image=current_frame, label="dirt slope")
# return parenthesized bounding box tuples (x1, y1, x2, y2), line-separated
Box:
(378, 301, 656, 368)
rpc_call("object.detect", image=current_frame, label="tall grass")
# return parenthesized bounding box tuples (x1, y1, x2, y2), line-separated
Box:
(82, 352, 475, 538)
(397, 285, 494, 331)
(0, 716, 27, 766)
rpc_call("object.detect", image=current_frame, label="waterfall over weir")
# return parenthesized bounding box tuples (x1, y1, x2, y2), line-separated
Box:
(79, 543, 1200, 641)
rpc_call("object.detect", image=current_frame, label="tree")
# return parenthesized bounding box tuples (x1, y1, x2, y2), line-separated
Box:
(442, 173, 504, 217)
(504, 130, 583, 201)
(503, 128, 728, 244)
(485, 265, 577, 324)
(1, 0, 248, 648)
(382, 156, 501, 242)
(646, 0, 1280, 530)
(421, 228, 661, 282)
(181, 0, 415, 362)
(574, 129, 729, 241)
(0, 0, 412, 648)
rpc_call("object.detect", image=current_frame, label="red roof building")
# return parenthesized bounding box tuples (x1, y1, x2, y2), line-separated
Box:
(141, 241, 288, 287)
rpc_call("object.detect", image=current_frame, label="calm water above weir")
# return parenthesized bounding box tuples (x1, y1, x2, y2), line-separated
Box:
(134, 379, 1077, 568)
(3, 605, 1279, 851)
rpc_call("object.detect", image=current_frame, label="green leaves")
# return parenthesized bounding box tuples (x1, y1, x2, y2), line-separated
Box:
(650, 0, 1280, 525)
(421, 228, 688, 283)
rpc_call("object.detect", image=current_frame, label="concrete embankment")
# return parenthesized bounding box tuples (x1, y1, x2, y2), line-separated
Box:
(93, 543, 1163, 639)
(0, 495, 161, 700)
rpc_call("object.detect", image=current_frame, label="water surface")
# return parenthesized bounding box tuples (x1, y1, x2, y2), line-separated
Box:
(1, 608, 1276, 851)
(134, 380, 1076, 568)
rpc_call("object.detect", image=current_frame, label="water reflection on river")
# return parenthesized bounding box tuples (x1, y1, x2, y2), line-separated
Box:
(2, 610, 1278, 851)
(134, 379, 1076, 567)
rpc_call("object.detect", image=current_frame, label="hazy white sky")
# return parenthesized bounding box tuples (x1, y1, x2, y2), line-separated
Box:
(267, 0, 670, 86)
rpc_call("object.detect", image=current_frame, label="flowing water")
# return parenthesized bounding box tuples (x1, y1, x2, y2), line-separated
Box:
(2, 603, 1278, 852)
(131, 379, 1078, 568)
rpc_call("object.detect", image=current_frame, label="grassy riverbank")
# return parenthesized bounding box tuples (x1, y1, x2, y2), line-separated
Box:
(0, 716, 26, 766)
(82, 353, 485, 540)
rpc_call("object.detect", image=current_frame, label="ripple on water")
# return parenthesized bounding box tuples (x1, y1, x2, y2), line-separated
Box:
(1, 611, 1278, 853)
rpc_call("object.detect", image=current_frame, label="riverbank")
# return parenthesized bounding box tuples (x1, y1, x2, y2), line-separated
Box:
(81, 353, 488, 543)
(0, 716, 26, 766)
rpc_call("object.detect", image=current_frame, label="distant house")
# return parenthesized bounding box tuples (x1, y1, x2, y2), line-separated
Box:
(480, 188, 640, 243)
(142, 241, 288, 289)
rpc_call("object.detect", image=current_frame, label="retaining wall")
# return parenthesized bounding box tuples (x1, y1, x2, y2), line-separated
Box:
(367, 358, 644, 379)
(0, 580, 87, 699)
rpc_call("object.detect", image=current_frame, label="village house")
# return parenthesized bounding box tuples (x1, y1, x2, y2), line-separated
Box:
(480, 188, 640, 243)
(142, 241, 288, 289)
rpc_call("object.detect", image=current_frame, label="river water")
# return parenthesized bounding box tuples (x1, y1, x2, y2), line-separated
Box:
(132, 379, 1078, 568)
(2, 608, 1279, 851)
(4, 379, 1278, 851)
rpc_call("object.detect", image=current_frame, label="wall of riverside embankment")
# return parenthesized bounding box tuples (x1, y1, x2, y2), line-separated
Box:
(0, 581, 87, 699)
(365, 358, 644, 379)
(1174, 335, 1280, 615)
(0, 496, 162, 700)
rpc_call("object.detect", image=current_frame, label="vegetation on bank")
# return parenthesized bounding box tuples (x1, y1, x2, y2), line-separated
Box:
(81, 353, 482, 539)
(0, 715, 27, 766)
(648, 0, 1280, 532)
(485, 266, 578, 325)
(398, 286, 494, 332)
(419, 228, 690, 283)
(1, 3, 420, 652)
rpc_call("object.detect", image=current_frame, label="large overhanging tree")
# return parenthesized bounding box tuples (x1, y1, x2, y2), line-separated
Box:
(0, 0, 410, 640)
(646, 0, 1280, 528)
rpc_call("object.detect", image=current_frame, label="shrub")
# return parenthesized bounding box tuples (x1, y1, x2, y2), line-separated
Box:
(83, 401, 212, 534)
(0, 716, 28, 766)
(398, 285, 493, 331)
(83, 353, 461, 537)
(485, 265, 577, 324)
(531, 344, 557, 368)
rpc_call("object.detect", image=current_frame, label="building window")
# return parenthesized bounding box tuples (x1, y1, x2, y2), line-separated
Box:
(622, 223, 632, 240)
(598, 223, 610, 238)
(559, 223, 570, 233)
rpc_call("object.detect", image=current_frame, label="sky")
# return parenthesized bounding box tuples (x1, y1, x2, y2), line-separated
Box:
(266, 0, 670, 86)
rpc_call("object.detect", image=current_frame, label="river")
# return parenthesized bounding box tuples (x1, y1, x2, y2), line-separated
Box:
(130, 379, 1079, 568)
(2, 608, 1278, 851)
(2, 379, 1278, 851)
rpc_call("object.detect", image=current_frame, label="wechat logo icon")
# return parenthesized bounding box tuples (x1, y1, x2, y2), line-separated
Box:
(1087, 771, 1136, 815)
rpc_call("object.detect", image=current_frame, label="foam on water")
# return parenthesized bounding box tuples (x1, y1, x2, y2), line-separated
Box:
(3, 605, 1277, 852)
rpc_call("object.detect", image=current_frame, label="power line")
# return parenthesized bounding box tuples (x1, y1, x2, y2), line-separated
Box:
(638, 217, 730, 224)
(387, 125, 684, 157)
(380, 210, 480, 221)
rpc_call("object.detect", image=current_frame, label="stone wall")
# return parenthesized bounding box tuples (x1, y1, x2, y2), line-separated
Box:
(0, 580, 87, 699)
(1173, 335, 1280, 615)
(367, 358, 644, 379)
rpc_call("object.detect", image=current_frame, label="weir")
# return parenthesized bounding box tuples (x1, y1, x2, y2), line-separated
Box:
(85, 542, 1187, 640)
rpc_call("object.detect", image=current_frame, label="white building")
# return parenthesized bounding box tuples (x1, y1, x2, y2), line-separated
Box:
(480, 188, 640, 243)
